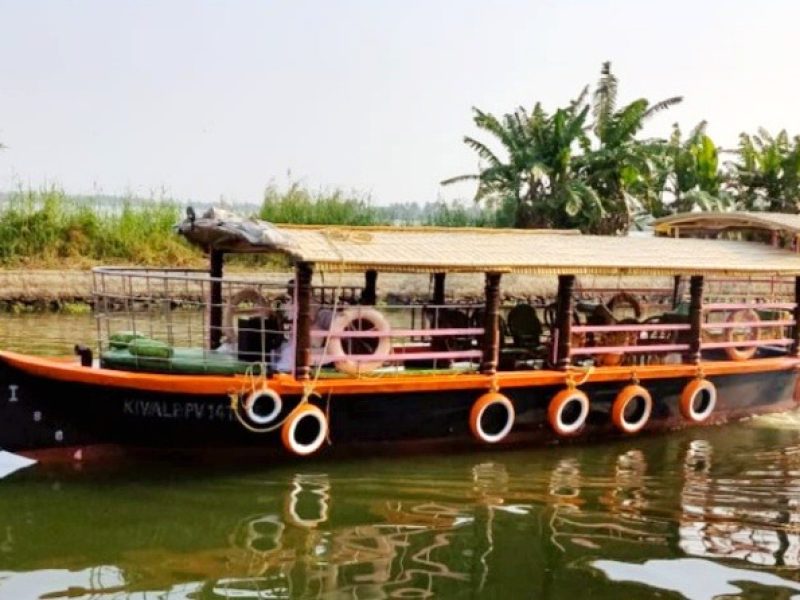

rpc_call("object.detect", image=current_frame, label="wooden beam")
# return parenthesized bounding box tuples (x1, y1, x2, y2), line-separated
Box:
(688, 275, 704, 364)
(294, 262, 313, 380)
(555, 274, 576, 369)
(481, 272, 502, 375)
(209, 250, 224, 349)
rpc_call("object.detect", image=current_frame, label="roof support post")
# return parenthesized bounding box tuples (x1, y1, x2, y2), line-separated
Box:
(481, 272, 502, 375)
(209, 250, 224, 350)
(555, 274, 576, 370)
(294, 262, 313, 380)
(362, 270, 377, 305)
(793, 276, 800, 357)
(688, 275, 704, 364)
(433, 272, 446, 306)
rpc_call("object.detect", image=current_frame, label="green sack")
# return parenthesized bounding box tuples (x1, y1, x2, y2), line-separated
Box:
(109, 331, 146, 350)
(128, 338, 173, 359)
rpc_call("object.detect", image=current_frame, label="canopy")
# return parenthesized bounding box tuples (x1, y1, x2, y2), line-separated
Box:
(177, 209, 800, 277)
(653, 211, 800, 238)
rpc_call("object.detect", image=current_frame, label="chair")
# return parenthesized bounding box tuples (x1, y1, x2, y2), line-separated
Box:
(506, 303, 542, 349)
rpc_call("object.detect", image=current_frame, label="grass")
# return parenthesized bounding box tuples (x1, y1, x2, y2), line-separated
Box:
(0, 188, 198, 267)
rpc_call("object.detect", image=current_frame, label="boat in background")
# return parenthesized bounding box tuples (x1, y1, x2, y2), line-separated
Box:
(1, 208, 800, 461)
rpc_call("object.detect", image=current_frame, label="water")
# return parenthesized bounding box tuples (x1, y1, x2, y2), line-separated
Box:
(1, 315, 800, 599)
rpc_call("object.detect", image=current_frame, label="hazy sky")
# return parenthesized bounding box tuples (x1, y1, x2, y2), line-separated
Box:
(1, 0, 799, 206)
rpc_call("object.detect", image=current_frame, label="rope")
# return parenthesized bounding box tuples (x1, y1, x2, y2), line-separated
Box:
(565, 365, 594, 388)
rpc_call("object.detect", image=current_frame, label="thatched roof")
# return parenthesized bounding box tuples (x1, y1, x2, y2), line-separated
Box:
(653, 211, 800, 237)
(177, 210, 800, 276)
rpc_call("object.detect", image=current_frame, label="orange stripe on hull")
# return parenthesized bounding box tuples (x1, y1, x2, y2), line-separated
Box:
(1, 350, 798, 397)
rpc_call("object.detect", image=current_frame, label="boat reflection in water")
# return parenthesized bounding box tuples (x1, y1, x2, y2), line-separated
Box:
(2, 419, 800, 598)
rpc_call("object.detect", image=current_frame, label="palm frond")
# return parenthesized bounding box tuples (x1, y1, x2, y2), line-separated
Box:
(642, 96, 683, 119)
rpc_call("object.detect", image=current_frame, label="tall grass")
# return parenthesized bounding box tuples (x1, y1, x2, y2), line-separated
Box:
(0, 189, 199, 266)
(259, 181, 383, 225)
(259, 180, 506, 227)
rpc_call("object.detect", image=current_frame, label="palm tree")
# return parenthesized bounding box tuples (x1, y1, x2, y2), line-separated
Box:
(442, 90, 604, 231)
(577, 62, 682, 232)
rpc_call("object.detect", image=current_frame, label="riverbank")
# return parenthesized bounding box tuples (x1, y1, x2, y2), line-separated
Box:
(0, 269, 674, 311)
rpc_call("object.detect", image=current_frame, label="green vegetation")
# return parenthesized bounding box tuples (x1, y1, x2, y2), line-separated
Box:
(445, 62, 800, 232)
(0, 189, 197, 267)
(258, 180, 507, 227)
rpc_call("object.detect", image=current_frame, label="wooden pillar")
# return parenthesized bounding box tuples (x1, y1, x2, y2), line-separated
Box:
(688, 275, 704, 364)
(555, 275, 576, 370)
(433, 272, 446, 305)
(362, 270, 377, 305)
(671, 275, 683, 310)
(209, 250, 224, 349)
(481, 272, 502, 374)
(294, 262, 313, 380)
(793, 276, 800, 357)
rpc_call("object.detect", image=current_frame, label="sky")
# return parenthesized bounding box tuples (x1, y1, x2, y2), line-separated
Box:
(0, 0, 799, 207)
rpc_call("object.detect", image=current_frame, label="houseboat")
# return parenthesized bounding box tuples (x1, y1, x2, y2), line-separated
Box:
(1, 208, 799, 462)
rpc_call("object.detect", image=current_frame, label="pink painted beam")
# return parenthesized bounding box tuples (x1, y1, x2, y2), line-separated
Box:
(701, 338, 793, 349)
(704, 302, 796, 310)
(572, 323, 690, 333)
(310, 327, 483, 339)
(313, 350, 482, 363)
(701, 320, 794, 330)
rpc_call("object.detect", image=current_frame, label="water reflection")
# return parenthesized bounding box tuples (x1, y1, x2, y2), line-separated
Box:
(2, 417, 800, 598)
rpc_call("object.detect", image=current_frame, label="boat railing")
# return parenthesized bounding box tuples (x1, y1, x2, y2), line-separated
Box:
(700, 301, 796, 353)
(308, 302, 485, 372)
(92, 267, 300, 371)
(568, 298, 798, 365)
(91, 267, 486, 374)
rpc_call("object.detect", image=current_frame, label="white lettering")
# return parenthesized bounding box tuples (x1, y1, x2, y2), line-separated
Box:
(122, 399, 231, 421)
(8, 385, 18, 403)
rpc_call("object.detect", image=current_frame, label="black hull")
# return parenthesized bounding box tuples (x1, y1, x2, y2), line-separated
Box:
(0, 356, 797, 460)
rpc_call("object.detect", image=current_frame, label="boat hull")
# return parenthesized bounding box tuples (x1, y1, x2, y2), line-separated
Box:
(0, 352, 797, 460)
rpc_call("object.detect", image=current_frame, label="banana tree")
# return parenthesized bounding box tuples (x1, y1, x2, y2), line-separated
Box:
(661, 122, 734, 213)
(442, 90, 605, 231)
(576, 62, 682, 233)
(731, 129, 800, 212)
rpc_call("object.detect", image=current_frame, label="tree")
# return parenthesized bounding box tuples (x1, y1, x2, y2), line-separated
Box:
(442, 90, 604, 231)
(661, 122, 734, 214)
(576, 62, 682, 232)
(731, 129, 800, 212)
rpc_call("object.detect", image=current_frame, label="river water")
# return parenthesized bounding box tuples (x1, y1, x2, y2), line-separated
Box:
(1, 314, 800, 599)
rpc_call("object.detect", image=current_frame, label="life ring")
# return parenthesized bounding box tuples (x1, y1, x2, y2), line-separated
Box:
(281, 404, 328, 457)
(680, 378, 717, 423)
(606, 291, 643, 320)
(222, 288, 272, 344)
(611, 384, 652, 434)
(548, 388, 590, 436)
(469, 392, 515, 444)
(242, 387, 283, 426)
(327, 307, 392, 375)
(724, 309, 760, 361)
